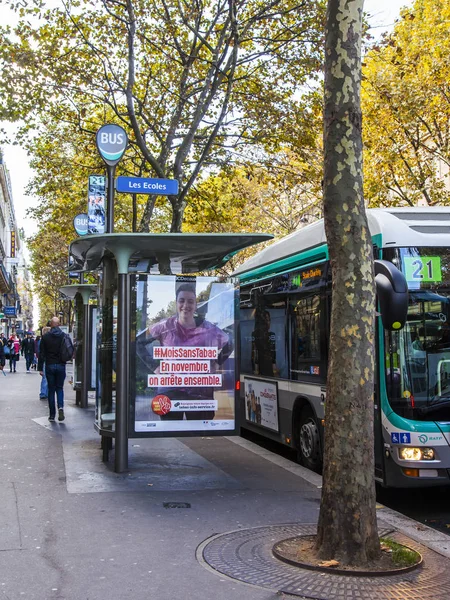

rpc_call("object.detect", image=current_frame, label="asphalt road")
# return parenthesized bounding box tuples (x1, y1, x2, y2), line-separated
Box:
(376, 485, 450, 536)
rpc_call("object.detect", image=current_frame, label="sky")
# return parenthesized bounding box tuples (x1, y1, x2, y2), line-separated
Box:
(2, 0, 415, 239)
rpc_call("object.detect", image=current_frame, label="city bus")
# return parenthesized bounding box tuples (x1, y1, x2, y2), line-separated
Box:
(234, 207, 450, 488)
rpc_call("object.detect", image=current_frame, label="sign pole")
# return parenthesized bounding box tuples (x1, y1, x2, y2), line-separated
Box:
(106, 164, 116, 234)
(94, 124, 128, 461)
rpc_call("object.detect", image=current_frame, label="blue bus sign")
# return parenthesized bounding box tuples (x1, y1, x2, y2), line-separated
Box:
(116, 176, 179, 195)
(4, 306, 16, 317)
(96, 124, 128, 166)
(73, 213, 89, 236)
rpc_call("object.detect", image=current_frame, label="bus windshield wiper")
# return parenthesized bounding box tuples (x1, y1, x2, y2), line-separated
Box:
(419, 399, 450, 414)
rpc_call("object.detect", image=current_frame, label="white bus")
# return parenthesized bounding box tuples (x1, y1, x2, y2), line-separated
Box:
(234, 207, 450, 488)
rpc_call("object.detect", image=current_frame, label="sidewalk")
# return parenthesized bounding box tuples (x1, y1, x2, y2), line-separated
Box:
(1, 361, 450, 600)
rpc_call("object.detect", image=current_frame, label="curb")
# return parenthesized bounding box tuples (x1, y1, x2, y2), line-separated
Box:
(226, 435, 450, 559)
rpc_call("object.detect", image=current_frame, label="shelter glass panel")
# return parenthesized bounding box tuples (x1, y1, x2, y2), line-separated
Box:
(94, 272, 117, 432)
(132, 275, 237, 434)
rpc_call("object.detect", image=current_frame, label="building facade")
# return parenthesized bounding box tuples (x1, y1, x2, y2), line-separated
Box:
(0, 150, 32, 337)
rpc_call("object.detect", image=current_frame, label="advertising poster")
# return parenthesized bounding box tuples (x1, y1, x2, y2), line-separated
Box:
(244, 377, 279, 432)
(134, 275, 236, 433)
(87, 175, 106, 234)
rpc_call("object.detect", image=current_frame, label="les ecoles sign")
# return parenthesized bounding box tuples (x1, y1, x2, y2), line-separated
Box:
(96, 124, 128, 166)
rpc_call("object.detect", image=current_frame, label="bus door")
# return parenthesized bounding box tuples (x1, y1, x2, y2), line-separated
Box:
(374, 323, 387, 483)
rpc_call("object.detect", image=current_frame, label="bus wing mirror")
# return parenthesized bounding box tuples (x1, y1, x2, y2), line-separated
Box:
(374, 260, 408, 331)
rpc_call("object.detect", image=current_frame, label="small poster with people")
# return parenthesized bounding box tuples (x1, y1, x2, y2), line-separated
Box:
(134, 275, 236, 433)
(244, 378, 279, 432)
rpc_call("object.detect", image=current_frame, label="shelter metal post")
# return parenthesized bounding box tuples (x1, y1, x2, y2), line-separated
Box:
(106, 164, 116, 234)
(114, 246, 133, 473)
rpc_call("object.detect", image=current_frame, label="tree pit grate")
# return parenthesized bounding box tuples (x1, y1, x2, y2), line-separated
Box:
(198, 523, 450, 599)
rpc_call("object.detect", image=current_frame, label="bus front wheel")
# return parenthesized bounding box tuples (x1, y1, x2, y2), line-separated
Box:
(297, 408, 322, 473)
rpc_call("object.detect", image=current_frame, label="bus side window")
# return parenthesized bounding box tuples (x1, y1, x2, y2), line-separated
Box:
(290, 295, 323, 380)
(240, 305, 256, 375)
(251, 304, 287, 378)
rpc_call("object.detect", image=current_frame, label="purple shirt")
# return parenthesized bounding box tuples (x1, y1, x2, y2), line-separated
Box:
(149, 316, 230, 399)
(150, 316, 228, 350)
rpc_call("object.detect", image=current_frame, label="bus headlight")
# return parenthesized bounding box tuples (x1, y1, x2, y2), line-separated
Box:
(398, 447, 435, 461)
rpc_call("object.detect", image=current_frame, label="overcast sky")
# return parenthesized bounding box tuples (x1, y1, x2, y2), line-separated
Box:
(2, 0, 414, 238)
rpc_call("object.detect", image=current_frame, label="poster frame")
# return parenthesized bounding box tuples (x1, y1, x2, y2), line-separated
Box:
(127, 274, 240, 438)
(243, 376, 280, 433)
(87, 175, 106, 235)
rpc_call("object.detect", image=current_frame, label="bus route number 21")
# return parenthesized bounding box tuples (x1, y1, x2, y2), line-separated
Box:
(403, 256, 442, 283)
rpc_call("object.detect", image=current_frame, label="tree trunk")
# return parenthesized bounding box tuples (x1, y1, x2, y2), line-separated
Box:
(170, 199, 185, 233)
(315, 0, 380, 566)
(138, 194, 157, 232)
(132, 193, 137, 232)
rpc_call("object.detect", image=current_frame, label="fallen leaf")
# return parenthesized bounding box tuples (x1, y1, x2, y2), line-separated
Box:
(318, 559, 339, 568)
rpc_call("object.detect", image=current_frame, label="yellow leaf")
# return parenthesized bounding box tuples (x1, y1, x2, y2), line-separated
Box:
(319, 559, 339, 568)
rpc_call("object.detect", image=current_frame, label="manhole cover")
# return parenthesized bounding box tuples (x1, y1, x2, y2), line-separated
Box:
(198, 523, 450, 599)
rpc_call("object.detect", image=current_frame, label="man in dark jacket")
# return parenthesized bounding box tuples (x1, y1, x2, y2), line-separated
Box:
(21, 332, 36, 372)
(0, 334, 5, 372)
(38, 317, 67, 422)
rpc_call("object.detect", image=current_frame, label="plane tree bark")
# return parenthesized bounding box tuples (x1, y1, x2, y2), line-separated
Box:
(315, 0, 380, 565)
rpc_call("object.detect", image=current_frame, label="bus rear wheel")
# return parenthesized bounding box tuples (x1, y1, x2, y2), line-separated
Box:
(297, 408, 322, 473)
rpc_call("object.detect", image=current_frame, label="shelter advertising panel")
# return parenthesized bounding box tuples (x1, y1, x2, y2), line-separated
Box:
(134, 275, 236, 433)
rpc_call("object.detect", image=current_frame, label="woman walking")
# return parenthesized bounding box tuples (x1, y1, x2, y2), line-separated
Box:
(38, 327, 50, 400)
(8, 333, 20, 373)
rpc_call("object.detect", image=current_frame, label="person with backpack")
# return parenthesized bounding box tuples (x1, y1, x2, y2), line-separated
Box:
(38, 317, 73, 422)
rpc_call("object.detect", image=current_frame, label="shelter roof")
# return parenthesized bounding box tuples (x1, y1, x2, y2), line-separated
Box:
(68, 233, 273, 274)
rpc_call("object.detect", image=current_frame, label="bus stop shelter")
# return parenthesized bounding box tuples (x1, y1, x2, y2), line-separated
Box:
(68, 233, 272, 473)
(59, 284, 97, 409)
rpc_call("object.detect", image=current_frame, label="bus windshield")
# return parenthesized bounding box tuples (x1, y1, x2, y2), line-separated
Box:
(384, 247, 450, 421)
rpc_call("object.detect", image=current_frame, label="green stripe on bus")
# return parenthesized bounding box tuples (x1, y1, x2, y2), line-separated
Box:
(238, 244, 329, 283)
(239, 232, 382, 284)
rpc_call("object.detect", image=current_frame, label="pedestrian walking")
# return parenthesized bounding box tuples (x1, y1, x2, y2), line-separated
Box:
(8, 333, 20, 372)
(33, 335, 40, 369)
(1, 333, 9, 366)
(0, 334, 5, 374)
(21, 331, 36, 372)
(37, 327, 49, 400)
(38, 317, 69, 422)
